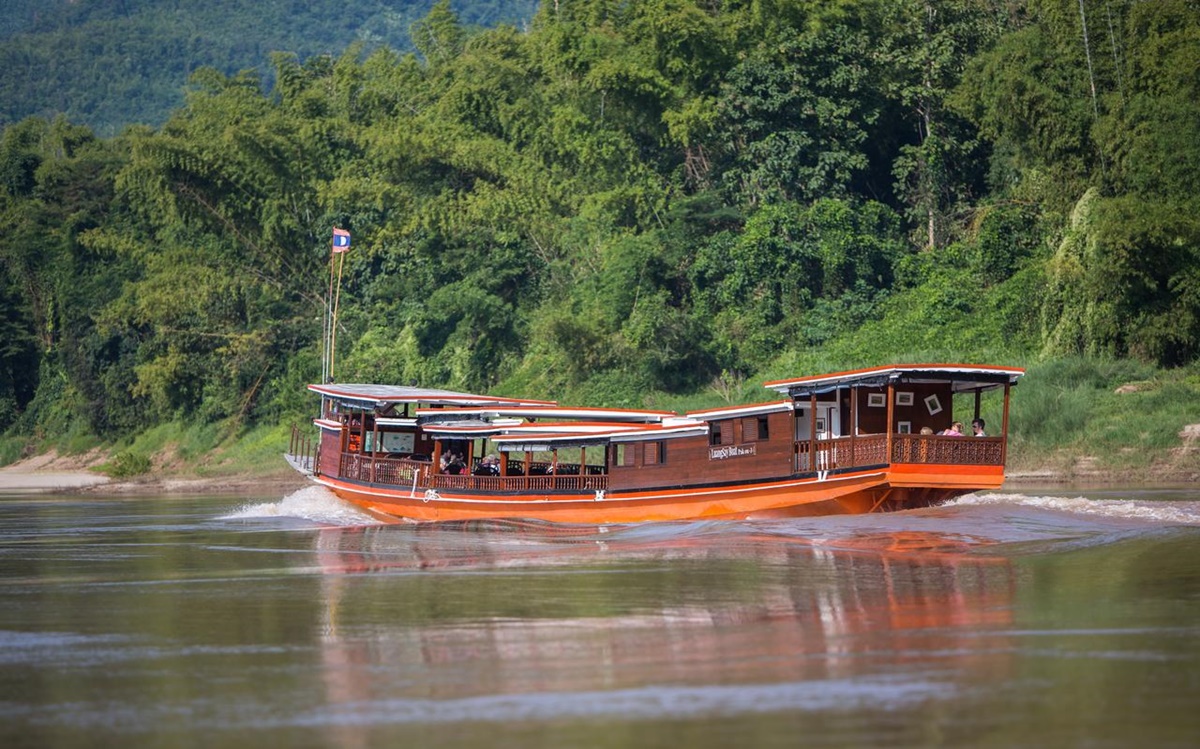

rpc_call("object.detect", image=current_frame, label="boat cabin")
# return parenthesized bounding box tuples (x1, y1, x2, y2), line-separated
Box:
(288, 364, 1022, 500)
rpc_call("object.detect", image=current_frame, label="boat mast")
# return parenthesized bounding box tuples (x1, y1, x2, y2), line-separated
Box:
(324, 228, 351, 382)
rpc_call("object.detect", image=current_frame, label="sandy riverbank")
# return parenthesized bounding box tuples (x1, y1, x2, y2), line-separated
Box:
(0, 451, 307, 496)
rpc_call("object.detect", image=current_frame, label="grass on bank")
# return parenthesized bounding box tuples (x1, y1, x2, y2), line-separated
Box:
(0, 418, 294, 481)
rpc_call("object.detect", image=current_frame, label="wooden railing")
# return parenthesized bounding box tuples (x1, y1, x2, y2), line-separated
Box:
(892, 435, 1004, 465)
(338, 453, 430, 487)
(428, 473, 608, 493)
(796, 435, 888, 472)
(334, 452, 609, 493)
(795, 434, 1004, 472)
(287, 424, 316, 474)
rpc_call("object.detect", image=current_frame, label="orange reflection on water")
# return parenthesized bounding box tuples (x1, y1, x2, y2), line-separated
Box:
(310, 523, 1016, 733)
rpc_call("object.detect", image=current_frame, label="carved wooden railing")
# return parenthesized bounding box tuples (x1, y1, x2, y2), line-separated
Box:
(891, 435, 1004, 465)
(795, 434, 1003, 472)
(427, 473, 609, 492)
(334, 452, 609, 493)
(796, 435, 888, 472)
(337, 453, 430, 486)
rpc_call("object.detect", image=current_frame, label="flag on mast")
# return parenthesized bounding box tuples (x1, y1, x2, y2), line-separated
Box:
(332, 227, 351, 253)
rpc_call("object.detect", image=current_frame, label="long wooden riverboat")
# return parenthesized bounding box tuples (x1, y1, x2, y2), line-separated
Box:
(285, 364, 1024, 523)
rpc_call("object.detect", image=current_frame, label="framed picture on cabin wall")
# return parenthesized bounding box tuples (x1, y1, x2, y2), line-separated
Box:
(867, 393, 886, 408)
(924, 394, 942, 415)
(896, 391, 914, 406)
(898, 421, 912, 434)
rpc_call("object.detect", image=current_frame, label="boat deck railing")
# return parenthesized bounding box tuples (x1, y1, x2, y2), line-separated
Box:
(334, 452, 610, 493)
(337, 453, 429, 487)
(286, 425, 316, 474)
(796, 434, 1004, 472)
(427, 473, 609, 493)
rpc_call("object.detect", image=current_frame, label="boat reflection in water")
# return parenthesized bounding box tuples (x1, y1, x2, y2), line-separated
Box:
(308, 520, 1016, 731)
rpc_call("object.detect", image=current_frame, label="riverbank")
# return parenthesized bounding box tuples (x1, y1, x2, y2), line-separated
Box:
(0, 450, 307, 496)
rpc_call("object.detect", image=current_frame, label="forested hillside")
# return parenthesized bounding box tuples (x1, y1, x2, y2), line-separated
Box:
(0, 0, 537, 135)
(1, 0, 1198, 465)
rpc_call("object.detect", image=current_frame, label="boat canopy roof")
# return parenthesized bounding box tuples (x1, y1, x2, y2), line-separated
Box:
(415, 405, 673, 424)
(308, 383, 555, 408)
(765, 364, 1025, 398)
(488, 421, 708, 451)
(686, 400, 794, 421)
(422, 420, 633, 438)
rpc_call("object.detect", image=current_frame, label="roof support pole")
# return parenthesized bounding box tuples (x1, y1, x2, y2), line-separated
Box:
(850, 385, 857, 467)
(974, 388, 982, 421)
(1001, 383, 1012, 464)
(886, 381, 895, 465)
(809, 394, 817, 473)
(370, 415, 378, 484)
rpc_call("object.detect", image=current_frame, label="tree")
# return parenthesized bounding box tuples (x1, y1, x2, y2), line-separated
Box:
(880, 0, 1006, 249)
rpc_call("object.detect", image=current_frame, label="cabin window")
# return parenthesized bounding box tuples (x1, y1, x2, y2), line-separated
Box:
(614, 444, 634, 467)
(645, 441, 665, 465)
(741, 416, 770, 443)
(709, 421, 725, 446)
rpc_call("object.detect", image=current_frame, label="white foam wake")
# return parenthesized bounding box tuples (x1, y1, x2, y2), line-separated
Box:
(953, 492, 1200, 525)
(220, 486, 382, 526)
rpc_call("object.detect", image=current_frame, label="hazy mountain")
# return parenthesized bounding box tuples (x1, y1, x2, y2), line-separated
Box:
(0, 0, 537, 135)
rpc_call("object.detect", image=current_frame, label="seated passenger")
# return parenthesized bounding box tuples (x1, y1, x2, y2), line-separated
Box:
(919, 426, 934, 435)
(441, 451, 466, 474)
(474, 455, 500, 476)
(940, 422, 964, 437)
(971, 418, 987, 437)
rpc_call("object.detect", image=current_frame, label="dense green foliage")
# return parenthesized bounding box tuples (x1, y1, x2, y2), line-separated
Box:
(0, 0, 537, 135)
(2, 0, 1199, 465)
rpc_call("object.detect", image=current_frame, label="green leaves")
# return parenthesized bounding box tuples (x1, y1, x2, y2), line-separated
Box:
(717, 24, 879, 204)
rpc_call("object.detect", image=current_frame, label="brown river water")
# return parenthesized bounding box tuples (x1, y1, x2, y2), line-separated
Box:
(1, 486, 1198, 748)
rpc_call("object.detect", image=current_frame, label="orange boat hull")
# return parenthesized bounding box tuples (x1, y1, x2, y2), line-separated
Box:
(313, 463, 1002, 524)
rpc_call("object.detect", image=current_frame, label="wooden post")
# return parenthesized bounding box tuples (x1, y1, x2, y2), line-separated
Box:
(809, 394, 817, 473)
(974, 388, 982, 421)
(370, 415, 378, 484)
(849, 386, 857, 467)
(1001, 383, 1012, 464)
(432, 440, 443, 474)
(886, 382, 895, 464)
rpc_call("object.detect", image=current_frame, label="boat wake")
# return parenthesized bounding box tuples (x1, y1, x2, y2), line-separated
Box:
(951, 492, 1200, 525)
(219, 486, 383, 527)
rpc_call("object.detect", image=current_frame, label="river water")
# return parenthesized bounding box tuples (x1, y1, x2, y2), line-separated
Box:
(1, 486, 1198, 748)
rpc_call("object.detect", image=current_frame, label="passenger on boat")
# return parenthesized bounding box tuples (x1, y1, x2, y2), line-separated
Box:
(940, 422, 964, 437)
(441, 452, 466, 475)
(971, 418, 986, 437)
(919, 426, 934, 435)
(474, 455, 500, 476)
